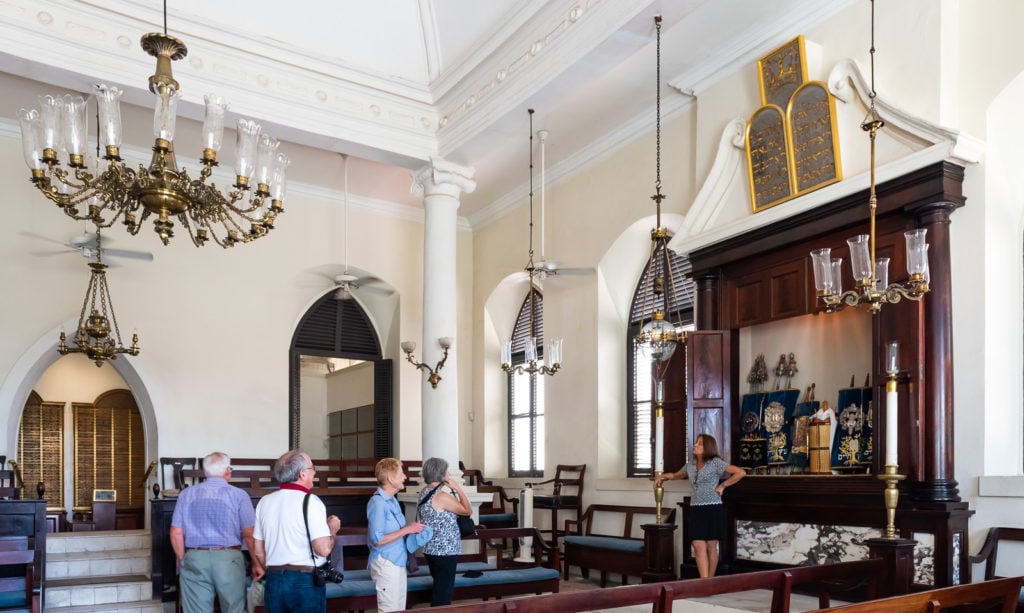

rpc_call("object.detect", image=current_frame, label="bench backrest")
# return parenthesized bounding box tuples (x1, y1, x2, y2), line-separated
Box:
(430, 558, 885, 613)
(973, 526, 1024, 581)
(574, 504, 676, 539)
(816, 576, 1023, 613)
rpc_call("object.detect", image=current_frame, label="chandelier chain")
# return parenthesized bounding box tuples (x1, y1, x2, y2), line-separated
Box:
(869, 0, 877, 105)
(654, 15, 662, 198)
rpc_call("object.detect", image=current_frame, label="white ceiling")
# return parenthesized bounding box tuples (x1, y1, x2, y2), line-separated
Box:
(0, 0, 856, 223)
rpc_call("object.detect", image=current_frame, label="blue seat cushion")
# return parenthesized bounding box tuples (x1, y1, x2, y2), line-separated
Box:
(0, 582, 26, 608)
(452, 566, 560, 587)
(564, 535, 644, 553)
(533, 495, 579, 508)
(479, 513, 516, 524)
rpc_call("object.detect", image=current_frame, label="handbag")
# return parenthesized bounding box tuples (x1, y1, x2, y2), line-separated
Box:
(456, 514, 476, 537)
(303, 494, 344, 586)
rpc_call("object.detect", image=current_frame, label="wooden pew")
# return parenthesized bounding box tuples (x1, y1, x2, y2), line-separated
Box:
(562, 504, 676, 586)
(429, 557, 885, 612)
(816, 576, 1023, 613)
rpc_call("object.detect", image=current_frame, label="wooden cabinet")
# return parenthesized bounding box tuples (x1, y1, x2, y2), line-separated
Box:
(684, 161, 970, 587)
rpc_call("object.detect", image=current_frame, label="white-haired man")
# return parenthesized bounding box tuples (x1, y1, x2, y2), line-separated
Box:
(170, 452, 256, 613)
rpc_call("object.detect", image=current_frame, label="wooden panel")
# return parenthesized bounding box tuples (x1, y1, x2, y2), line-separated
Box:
(687, 330, 736, 462)
(731, 276, 765, 327)
(769, 260, 806, 319)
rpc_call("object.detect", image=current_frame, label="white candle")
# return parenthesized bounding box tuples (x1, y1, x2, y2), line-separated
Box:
(655, 413, 664, 473)
(885, 341, 899, 467)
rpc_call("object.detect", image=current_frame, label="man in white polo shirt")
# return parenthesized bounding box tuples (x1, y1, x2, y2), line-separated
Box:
(252, 450, 341, 613)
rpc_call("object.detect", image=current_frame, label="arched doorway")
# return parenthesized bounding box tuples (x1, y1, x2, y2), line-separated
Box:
(0, 325, 160, 529)
(289, 293, 394, 458)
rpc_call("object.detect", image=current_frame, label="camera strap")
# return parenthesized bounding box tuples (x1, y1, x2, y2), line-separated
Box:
(302, 493, 323, 568)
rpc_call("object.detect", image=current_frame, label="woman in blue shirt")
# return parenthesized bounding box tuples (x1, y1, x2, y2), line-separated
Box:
(367, 458, 426, 612)
(655, 434, 745, 577)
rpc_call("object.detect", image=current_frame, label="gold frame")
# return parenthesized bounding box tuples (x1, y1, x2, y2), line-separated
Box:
(745, 104, 794, 213)
(757, 35, 808, 107)
(786, 80, 844, 197)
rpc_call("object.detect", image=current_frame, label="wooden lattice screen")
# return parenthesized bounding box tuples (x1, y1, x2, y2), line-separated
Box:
(17, 391, 64, 509)
(72, 389, 145, 511)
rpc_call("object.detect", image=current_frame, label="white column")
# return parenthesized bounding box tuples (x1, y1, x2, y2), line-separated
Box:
(410, 157, 476, 477)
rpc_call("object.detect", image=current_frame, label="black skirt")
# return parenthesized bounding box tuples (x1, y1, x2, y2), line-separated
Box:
(688, 503, 726, 542)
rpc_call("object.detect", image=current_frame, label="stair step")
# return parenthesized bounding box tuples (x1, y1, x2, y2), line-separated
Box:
(45, 574, 152, 608)
(47, 530, 149, 555)
(47, 548, 150, 579)
(43, 599, 163, 613)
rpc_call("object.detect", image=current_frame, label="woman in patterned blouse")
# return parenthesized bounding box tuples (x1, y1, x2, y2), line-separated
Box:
(654, 434, 746, 577)
(417, 457, 472, 606)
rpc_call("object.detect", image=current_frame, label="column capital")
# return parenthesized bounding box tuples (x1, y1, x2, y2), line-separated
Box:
(411, 157, 477, 198)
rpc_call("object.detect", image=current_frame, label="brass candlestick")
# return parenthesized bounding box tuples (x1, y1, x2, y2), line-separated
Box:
(654, 471, 664, 524)
(877, 464, 905, 539)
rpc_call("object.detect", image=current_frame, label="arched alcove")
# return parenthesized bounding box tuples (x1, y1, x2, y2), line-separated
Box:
(289, 290, 395, 458)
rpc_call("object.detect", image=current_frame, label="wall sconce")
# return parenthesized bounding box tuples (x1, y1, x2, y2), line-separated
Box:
(401, 337, 452, 389)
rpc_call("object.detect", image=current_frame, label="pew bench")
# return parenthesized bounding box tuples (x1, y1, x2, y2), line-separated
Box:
(255, 528, 560, 613)
(817, 576, 1024, 613)
(562, 504, 675, 587)
(969, 526, 1024, 611)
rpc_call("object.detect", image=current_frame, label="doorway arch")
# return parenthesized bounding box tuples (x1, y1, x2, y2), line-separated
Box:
(0, 321, 160, 522)
(289, 293, 394, 457)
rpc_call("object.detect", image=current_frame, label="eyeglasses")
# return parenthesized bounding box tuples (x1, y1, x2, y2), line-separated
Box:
(302, 465, 315, 472)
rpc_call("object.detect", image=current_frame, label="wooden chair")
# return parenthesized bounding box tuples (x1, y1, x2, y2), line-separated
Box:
(528, 464, 585, 546)
(0, 537, 39, 613)
(969, 526, 1024, 612)
(0, 470, 19, 501)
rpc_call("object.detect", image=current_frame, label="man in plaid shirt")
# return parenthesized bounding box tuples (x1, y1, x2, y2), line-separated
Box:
(170, 452, 257, 613)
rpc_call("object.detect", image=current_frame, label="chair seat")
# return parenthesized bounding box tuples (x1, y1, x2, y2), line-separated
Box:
(533, 495, 579, 509)
(564, 535, 644, 553)
(479, 513, 516, 524)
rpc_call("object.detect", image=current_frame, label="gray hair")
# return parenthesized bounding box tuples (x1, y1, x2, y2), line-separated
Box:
(275, 450, 309, 484)
(421, 457, 449, 484)
(204, 452, 231, 478)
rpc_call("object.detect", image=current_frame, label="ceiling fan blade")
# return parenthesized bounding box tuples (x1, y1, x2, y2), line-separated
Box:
(554, 267, 595, 276)
(508, 271, 530, 284)
(103, 248, 154, 261)
(30, 249, 76, 257)
(21, 231, 75, 248)
(357, 284, 394, 297)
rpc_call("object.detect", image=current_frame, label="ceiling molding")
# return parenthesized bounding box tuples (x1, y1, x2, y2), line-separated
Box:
(468, 90, 694, 230)
(435, 0, 654, 156)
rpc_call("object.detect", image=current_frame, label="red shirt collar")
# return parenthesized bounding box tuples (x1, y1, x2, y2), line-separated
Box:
(280, 482, 310, 494)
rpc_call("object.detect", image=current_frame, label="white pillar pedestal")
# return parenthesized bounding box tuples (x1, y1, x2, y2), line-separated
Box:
(410, 158, 476, 476)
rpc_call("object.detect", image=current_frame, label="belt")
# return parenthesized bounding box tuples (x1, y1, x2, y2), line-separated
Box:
(267, 565, 314, 573)
(188, 546, 242, 551)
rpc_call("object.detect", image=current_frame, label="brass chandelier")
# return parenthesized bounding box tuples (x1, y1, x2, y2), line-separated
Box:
(59, 228, 139, 367)
(809, 0, 928, 314)
(501, 109, 563, 377)
(17, 2, 289, 248)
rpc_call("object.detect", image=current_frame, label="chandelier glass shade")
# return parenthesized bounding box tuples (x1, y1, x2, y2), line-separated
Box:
(501, 109, 562, 378)
(18, 31, 290, 248)
(58, 231, 139, 367)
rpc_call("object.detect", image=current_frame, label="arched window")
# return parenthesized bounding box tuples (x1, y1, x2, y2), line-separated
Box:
(626, 245, 695, 477)
(508, 287, 544, 477)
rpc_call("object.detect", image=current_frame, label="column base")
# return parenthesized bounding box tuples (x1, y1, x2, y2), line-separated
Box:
(641, 522, 677, 583)
(865, 536, 916, 597)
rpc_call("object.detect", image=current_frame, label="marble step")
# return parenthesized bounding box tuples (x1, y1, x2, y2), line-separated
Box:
(47, 547, 151, 580)
(42, 600, 164, 613)
(45, 574, 152, 609)
(46, 530, 150, 555)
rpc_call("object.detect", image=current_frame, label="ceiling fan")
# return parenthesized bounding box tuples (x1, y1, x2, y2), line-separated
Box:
(514, 126, 594, 283)
(298, 156, 394, 301)
(23, 230, 154, 262)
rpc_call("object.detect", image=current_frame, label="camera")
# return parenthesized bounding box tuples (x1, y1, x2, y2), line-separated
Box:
(312, 560, 344, 586)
